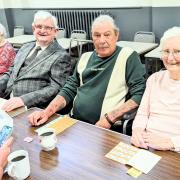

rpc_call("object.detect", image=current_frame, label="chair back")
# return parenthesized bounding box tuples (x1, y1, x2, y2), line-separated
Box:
(111, 107, 138, 136)
(70, 30, 86, 40)
(56, 28, 66, 39)
(134, 31, 155, 43)
(13, 26, 24, 37)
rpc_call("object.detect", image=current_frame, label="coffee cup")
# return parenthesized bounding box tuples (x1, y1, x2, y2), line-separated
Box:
(7, 150, 30, 180)
(38, 128, 57, 151)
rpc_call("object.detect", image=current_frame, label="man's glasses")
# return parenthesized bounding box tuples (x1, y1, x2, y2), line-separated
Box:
(34, 24, 55, 32)
(161, 49, 180, 59)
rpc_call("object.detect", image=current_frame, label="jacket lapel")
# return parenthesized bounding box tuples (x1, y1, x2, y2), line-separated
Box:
(16, 40, 60, 79)
(14, 43, 35, 78)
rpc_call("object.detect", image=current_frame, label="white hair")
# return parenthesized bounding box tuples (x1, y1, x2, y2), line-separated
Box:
(0, 23, 7, 37)
(160, 26, 180, 49)
(91, 15, 119, 34)
(32, 10, 58, 29)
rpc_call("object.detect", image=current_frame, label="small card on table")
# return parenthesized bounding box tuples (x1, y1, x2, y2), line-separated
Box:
(105, 142, 161, 174)
(35, 116, 77, 135)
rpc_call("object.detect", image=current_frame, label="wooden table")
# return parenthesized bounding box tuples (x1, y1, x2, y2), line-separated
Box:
(3, 108, 180, 180)
(7, 106, 27, 118)
(0, 98, 27, 117)
(117, 41, 158, 55)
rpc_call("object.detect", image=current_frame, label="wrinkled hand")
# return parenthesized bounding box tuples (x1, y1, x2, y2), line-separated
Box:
(95, 117, 111, 129)
(2, 97, 24, 112)
(131, 128, 148, 149)
(0, 137, 13, 169)
(142, 132, 174, 151)
(28, 110, 49, 126)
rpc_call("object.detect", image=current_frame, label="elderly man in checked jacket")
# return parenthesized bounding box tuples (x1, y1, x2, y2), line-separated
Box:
(0, 11, 71, 111)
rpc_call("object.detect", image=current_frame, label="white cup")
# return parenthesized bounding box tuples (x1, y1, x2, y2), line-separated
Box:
(38, 128, 57, 151)
(7, 150, 30, 180)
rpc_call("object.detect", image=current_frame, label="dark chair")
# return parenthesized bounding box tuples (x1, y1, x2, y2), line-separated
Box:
(111, 107, 138, 136)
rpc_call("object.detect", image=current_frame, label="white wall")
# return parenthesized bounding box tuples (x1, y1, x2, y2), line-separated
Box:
(152, 0, 180, 7)
(1, 0, 180, 9)
(0, 0, 151, 8)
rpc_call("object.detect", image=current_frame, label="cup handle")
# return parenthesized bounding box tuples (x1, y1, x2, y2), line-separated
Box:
(7, 163, 18, 179)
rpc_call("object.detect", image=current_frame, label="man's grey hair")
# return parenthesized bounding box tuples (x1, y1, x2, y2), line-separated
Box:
(32, 10, 58, 29)
(160, 26, 180, 49)
(0, 23, 7, 37)
(91, 15, 119, 34)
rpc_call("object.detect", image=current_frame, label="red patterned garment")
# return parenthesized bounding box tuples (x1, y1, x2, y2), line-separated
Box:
(0, 41, 16, 76)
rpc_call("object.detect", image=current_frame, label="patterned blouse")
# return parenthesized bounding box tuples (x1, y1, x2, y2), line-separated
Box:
(0, 41, 16, 76)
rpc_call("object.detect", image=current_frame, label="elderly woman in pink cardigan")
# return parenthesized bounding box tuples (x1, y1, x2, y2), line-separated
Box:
(131, 26, 180, 152)
(0, 23, 16, 76)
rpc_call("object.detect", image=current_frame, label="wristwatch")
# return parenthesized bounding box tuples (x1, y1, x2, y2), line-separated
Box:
(104, 113, 114, 126)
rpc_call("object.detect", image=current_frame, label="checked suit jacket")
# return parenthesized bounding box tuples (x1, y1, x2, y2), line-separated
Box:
(0, 40, 71, 108)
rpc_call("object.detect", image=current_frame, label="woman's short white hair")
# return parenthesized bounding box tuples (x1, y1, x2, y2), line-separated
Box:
(0, 23, 7, 37)
(160, 26, 180, 49)
(32, 10, 58, 29)
(91, 15, 119, 34)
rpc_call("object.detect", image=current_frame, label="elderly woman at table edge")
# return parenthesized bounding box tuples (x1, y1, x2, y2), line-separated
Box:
(0, 137, 13, 180)
(28, 14, 146, 130)
(0, 10, 71, 111)
(131, 26, 180, 152)
(0, 23, 16, 76)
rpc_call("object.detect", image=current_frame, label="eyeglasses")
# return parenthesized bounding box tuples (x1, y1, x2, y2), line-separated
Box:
(161, 49, 180, 59)
(34, 24, 55, 32)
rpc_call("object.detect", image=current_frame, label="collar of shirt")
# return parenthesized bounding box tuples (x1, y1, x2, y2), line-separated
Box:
(27, 43, 44, 58)
(35, 42, 47, 51)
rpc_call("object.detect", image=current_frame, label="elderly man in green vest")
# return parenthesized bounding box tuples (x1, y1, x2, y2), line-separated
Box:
(28, 15, 146, 130)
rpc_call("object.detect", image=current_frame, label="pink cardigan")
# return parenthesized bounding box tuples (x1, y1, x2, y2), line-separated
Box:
(0, 41, 16, 76)
(133, 70, 180, 151)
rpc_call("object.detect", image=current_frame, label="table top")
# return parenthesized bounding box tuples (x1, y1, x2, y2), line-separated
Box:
(57, 38, 90, 50)
(7, 35, 36, 47)
(0, 98, 27, 117)
(3, 108, 180, 180)
(7, 106, 27, 118)
(144, 46, 161, 59)
(117, 41, 158, 55)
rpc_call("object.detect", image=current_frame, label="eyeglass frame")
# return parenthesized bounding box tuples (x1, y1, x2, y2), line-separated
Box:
(34, 24, 56, 32)
(160, 49, 180, 60)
